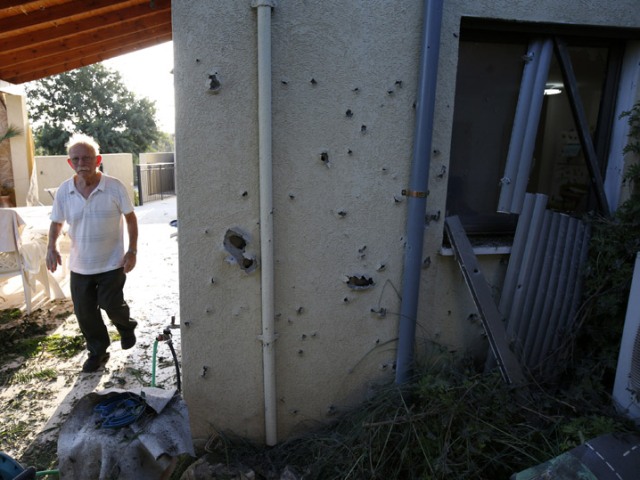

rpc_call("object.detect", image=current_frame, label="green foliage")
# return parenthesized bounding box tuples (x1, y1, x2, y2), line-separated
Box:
(578, 104, 640, 386)
(25, 63, 160, 155)
(0, 309, 84, 364)
(620, 101, 640, 156)
(40, 334, 85, 359)
(10, 368, 58, 384)
(148, 131, 175, 153)
(204, 351, 634, 479)
(0, 419, 31, 444)
(0, 307, 22, 325)
(0, 124, 23, 143)
(0, 316, 48, 363)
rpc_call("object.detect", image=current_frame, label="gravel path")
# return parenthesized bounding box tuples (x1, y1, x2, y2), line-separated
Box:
(0, 196, 180, 468)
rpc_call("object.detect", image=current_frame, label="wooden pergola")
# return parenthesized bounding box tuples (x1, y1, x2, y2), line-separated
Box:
(0, 0, 171, 85)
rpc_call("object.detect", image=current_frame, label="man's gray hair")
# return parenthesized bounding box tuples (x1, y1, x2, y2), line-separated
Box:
(66, 133, 100, 156)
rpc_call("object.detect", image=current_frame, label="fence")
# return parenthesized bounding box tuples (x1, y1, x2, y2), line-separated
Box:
(136, 162, 175, 205)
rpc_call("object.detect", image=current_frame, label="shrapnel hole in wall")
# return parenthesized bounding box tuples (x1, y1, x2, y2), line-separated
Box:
(224, 228, 257, 273)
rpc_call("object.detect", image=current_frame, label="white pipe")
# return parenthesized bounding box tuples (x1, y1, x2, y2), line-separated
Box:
(252, 0, 277, 446)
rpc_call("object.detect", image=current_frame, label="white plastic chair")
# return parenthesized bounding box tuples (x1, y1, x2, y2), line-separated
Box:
(0, 209, 50, 314)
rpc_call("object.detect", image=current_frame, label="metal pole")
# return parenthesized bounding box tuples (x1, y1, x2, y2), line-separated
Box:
(395, 0, 443, 385)
(136, 164, 143, 206)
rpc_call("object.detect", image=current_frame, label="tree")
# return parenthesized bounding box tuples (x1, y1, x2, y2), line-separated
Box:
(148, 131, 175, 153)
(25, 63, 160, 155)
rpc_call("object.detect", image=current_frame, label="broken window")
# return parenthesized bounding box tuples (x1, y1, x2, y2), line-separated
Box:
(446, 21, 625, 236)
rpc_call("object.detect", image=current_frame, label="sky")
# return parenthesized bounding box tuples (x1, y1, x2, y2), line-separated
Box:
(102, 41, 175, 134)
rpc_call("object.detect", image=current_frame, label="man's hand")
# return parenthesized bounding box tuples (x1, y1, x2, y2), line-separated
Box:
(123, 251, 137, 273)
(46, 248, 62, 273)
(47, 221, 63, 272)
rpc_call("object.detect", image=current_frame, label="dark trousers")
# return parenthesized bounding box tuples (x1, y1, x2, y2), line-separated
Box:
(70, 268, 136, 356)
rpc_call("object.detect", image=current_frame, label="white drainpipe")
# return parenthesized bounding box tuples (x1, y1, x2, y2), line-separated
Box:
(252, 0, 277, 446)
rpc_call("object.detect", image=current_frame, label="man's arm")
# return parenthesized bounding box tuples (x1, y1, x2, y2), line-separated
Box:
(46, 221, 64, 272)
(123, 211, 138, 273)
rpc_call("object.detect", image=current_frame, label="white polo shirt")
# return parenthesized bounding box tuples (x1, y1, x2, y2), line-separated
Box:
(51, 174, 134, 275)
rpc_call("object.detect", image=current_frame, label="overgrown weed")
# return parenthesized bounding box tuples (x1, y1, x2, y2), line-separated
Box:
(10, 369, 58, 384)
(0, 309, 84, 365)
(0, 307, 22, 325)
(203, 347, 634, 479)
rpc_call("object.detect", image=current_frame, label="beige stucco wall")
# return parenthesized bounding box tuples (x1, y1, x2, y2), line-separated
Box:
(173, 0, 640, 444)
(34, 153, 135, 206)
(0, 85, 32, 207)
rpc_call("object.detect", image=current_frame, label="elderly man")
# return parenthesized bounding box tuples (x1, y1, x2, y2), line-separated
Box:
(46, 133, 138, 373)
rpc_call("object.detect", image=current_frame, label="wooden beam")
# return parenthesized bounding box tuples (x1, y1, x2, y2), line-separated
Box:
(4, 33, 172, 84)
(0, 0, 147, 37)
(594, 44, 624, 174)
(0, 1, 170, 52)
(0, 13, 171, 66)
(1, 24, 171, 81)
(553, 37, 610, 215)
(0, 1, 55, 19)
(444, 216, 527, 386)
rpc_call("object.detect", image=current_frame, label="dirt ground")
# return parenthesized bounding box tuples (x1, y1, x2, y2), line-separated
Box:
(0, 197, 181, 471)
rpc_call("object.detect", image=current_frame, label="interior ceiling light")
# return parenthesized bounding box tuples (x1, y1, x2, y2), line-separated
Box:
(544, 83, 563, 96)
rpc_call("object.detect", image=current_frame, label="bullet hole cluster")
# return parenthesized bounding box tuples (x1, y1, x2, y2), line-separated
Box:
(270, 77, 410, 310)
(207, 71, 221, 94)
(379, 362, 396, 371)
(345, 275, 375, 290)
(223, 228, 257, 273)
(467, 313, 480, 324)
(426, 210, 441, 224)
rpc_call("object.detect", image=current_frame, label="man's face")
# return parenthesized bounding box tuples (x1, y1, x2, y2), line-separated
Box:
(68, 144, 100, 179)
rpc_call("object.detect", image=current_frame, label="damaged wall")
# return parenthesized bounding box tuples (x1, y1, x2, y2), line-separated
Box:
(173, 0, 640, 443)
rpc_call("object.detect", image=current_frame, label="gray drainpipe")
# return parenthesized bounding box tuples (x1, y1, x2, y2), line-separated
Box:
(395, 0, 443, 385)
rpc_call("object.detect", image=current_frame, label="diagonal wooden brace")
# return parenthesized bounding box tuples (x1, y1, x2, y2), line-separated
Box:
(445, 215, 526, 386)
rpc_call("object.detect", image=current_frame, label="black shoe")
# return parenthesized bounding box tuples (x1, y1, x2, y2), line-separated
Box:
(121, 332, 136, 350)
(82, 353, 110, 373)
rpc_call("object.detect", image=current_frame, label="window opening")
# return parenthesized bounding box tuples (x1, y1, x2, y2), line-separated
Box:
(447, 28, 621, 236)
(446, 40, 523, 235)
(551, 37, 609, 214)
